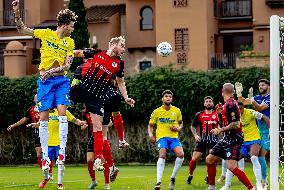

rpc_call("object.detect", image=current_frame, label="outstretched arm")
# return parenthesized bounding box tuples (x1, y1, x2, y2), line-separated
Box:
(7, 117, 29, 131)
(12, 0, 34, 36)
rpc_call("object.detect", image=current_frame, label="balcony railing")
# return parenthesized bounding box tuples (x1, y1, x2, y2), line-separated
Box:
(221, 0, 252, 18)
(266, 0, 284, 8)
(1, 9, 26, 26)
(210, 52, 236, 69)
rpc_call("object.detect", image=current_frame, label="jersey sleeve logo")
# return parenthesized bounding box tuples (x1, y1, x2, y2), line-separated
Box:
(112, 62, 118, 68)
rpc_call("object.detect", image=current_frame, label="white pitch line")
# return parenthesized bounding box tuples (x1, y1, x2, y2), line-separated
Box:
(4, 184, 33, 188)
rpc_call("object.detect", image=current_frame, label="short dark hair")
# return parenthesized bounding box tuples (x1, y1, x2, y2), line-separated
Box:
(57, 9, 77, 26)
(258, 79, 270, 86)
(204, 96, 213, 101)
(162, 90, 173, 97)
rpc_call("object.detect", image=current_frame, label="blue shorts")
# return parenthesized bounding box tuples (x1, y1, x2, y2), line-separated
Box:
(47, 146, 60, 161)
(241, 140, 261, 158)
(37, 75, 71, 112)
(260, 133, 270, 151)
(157, 137, 182, 152)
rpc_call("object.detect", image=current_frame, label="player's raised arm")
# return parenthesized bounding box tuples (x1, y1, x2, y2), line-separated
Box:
(12, 0, 34, 36)
(7, 117, 29, 131)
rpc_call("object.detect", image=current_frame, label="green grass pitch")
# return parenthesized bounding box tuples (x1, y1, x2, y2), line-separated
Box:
(0, 164, 266, 190)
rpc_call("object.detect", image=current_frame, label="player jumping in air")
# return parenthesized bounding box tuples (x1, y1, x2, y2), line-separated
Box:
(70, 36, 135, 170)
(12, 0, 77, 172)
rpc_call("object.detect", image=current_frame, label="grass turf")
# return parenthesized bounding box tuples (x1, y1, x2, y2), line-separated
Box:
(0, 163, 268, 190)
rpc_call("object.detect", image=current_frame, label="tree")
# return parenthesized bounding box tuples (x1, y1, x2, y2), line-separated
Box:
(68, 0, 90, 49)
(68, 0, 90, 71)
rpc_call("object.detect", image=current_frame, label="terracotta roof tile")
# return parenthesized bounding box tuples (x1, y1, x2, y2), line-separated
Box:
(86, 4, 125, 22)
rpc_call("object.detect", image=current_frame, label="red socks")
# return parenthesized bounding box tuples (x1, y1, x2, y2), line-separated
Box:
(94, 131, 103, 159)
(189, 159, 197, 175)
(87, 161, 96, 181)
(232, 167, 254, 189)
(104, 164, 110, 184)
(207, 163, 217, 185)
(103, 140, 113, 184)
(103, 140, 114, 166)
(112, 113, 124, 141)
(37, 157, 42, 169)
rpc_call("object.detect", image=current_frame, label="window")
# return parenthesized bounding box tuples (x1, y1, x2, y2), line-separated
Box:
(174, 28, 189, 51)
(214, 0, 218, 17)
(140, 6, 153, 30)
(139, 61, 152, 71)
(175, 28, 189, 64)
(173, 0, 188, 7)
(4, 0, 25, 26)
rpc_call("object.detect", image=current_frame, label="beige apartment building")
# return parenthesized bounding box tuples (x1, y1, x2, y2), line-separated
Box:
(0, 0, 283, 77)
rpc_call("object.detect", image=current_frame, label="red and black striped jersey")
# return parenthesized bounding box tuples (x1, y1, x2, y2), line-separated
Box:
(192, 110, 219, 142)
(24, 105, 40, 136)
(77, 50, 124, 98)
(221, 97, 243, 140)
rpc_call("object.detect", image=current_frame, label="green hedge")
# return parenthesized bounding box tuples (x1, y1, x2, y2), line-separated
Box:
(0, 66, 272, 164)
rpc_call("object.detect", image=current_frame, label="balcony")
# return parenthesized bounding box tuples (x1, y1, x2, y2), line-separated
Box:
(210, 52, 236, 69)
(221, 0, 252, 20)
(266, 0, 284, 8)
(1, 9, 26, 27)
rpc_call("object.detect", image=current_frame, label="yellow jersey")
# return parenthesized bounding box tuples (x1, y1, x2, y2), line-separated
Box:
(241, 108, 261, 142)
(149, 105, 182, 141)
(34, 29, 75, 71)
(48, 109, 75, 146)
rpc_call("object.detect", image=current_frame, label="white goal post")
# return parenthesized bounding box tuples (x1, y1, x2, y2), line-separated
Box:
(270, 15, 284, 190)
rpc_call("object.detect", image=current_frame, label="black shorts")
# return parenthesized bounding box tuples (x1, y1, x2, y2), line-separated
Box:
(87, 135, 94, 152)
(210, 138, 243, 161)
(102, 93, 122, 125)
(70, 85, 104, 116)
(194, 141, 217, 152)
(34, 136, 41, 148)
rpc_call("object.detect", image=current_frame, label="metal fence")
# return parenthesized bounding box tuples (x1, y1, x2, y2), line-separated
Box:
(1, 9, 26, 26)
(210, 52, 237, 69)
(222, 0, 252, 17)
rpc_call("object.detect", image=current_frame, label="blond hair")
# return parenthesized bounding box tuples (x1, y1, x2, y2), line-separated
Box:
(109, 36, 125, 48)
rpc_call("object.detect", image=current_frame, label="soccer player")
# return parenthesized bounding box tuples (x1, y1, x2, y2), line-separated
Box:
(70, 36, 135, 170)
(72, 63, 129, 149)
(186, 96, 219, 184)
(82, 108, 119, 190)
(236, 79, 270, 189)
(205, 83, 255, 190)
(220, 101, 269, 190)
(7, 95, 41, 168)
(28, 109, 86, 189)
(148, 90, 184, 190)
(12, 0, 77, 171)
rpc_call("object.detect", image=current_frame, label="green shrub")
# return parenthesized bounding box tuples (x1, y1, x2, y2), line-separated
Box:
(0, 66, 271, 164)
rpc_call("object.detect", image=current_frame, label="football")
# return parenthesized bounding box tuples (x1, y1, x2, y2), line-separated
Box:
(157, 42, 172, 57)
